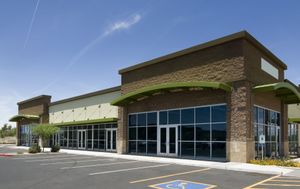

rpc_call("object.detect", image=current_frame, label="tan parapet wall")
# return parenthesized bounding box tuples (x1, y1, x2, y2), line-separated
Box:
(288, 104, 300, 119)
(49, 91, 120, 124)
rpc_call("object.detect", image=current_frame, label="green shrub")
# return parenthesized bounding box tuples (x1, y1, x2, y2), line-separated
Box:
(51, 145, 60, 152)
(28, 144, 41, 154)
(250, 158, 300, 167)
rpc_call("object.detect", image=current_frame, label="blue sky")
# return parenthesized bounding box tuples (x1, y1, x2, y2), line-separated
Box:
(1, 0, 300, 127)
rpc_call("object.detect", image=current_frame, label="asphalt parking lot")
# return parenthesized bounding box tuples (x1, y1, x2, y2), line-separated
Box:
(0, 147, 299, 189)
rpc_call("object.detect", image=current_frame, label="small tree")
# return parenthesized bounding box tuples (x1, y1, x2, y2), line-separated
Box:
(0, 124, 16, 138)
(32, 124, 59, 152)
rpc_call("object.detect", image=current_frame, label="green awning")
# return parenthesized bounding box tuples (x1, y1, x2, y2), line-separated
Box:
(289, 118, 300, 123)
(9, 114, 40, 122)
(253, 82, 300, 104)
(111, 81, 232, 106)
(51, 118, 118, 127)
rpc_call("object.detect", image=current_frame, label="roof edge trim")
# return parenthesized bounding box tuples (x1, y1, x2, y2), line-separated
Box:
(119, 30, 287, 74)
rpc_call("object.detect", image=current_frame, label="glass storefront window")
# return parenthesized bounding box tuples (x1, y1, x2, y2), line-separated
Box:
(159, 111, 167, 125)
(147, 127, 157, 140)
(147, 112, 157, 126)
(196, 107, 210, 123)
(181, 125, 194, 141)
(181, 108, 194, 124)
(129, 114, 137, 127)
(253, 106, 281, 158)
(212, 143, 226, 158)
(137, 113, 146, 126)
(53, 123, 117, 152)
(212, 105, 226, 122)
(181, 142, 195, 157)
(196, 124, 210, 141)
(288, 123, 298, 155)
(138, 127, 146, 140)
(20, 124, 37, 146)
(212, 123, 226, 141)
(128, 104, 227, 160)
(129, 128, 136, 140)
(168, 110, 180, 124)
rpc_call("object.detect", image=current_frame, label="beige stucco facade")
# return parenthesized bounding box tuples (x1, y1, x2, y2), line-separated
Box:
(288, 104, 300, 119)
(49, 90, 120, 124)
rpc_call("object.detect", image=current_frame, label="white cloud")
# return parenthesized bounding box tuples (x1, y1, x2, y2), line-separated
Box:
(69, 13, 141, 67)
(103, 14, 141, 36)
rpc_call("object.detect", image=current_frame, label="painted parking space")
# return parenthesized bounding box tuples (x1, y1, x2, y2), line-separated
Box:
(61, 160, 139, 170)
(1, 151, 299, 189)
(24, 155, 95, 162)
(40, 158, 116, 165)
(13, 154, 80, 160)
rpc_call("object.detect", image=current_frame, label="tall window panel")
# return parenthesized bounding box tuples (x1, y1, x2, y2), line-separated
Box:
(128, 112, 157, 154)
(254, 106, 281, 158)
(128, 104, 227, 160)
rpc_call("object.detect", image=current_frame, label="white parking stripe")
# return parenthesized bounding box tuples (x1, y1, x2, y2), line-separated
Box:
(25, 156, 93, 162)
(40, 158, 115, 165)
(61, 160, 139, 170)
(13, 154, 79, 160)
(13, 153, 65, 157)
(89, 164, 171, 176)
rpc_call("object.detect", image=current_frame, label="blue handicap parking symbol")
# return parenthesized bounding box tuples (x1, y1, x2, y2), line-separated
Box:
(150, 180, 215, 189)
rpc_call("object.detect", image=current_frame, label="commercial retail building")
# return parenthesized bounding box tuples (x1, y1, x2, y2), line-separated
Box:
(9, 31, 300, 162)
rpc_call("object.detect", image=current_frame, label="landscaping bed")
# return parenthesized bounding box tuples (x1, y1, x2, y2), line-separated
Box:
(250, 158, 300, 167)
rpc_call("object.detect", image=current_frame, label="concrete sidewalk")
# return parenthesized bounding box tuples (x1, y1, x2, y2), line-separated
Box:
(12, 145, 298, 177)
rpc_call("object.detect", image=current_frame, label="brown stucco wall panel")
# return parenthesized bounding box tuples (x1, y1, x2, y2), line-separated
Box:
(253, 91, 281, 112)
(16, 96, 51, 145)
(18, 96, 51, 116)
(244, 40, 285, 85)
(126, 89, 227, 114)
(19, 105, 44, 116)
(121, 40, 246, 94)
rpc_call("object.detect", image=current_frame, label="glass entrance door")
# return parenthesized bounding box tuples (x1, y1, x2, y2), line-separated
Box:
(158, 125, 178, 156)
(78, 130, 86, 149)
(106, 129, 117, 152)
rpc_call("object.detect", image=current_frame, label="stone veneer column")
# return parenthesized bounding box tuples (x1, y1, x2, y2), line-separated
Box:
(16, 122, 20, 146)
(227, 80, 254, 162)
(281, 103, 289, 157)
(117, 107, 128, 154)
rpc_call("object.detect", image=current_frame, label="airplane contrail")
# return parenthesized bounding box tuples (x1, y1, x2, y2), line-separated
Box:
(24, 0, 40, 49)
(33, 13, 142, 94)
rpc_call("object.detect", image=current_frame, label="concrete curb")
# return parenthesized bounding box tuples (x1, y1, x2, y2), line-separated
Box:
(0, 153, 15, 157)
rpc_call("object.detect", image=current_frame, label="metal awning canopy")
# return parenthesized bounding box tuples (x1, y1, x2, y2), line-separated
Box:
(288, 118, 300, 123)
(51, 118, 118, 127)
(253, 82, 300, 104)
(9, 114, 40, 122)
(111, 81, 232, 106)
